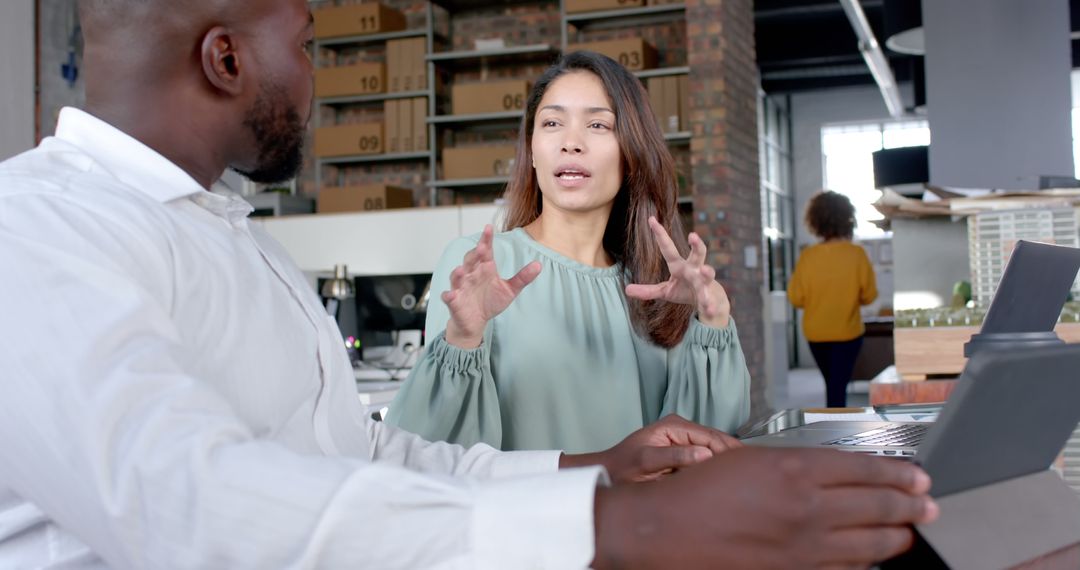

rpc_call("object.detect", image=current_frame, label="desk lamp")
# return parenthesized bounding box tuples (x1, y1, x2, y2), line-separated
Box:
(321, 264, 354, 319)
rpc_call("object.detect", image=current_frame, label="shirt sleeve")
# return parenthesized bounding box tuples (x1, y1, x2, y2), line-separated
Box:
(0, 197, 600, 569)
(660, 318, 752, 433)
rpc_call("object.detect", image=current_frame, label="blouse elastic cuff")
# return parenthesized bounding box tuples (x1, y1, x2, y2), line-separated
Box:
(686, 316, 739, 348)
(427, 331, 489, 373)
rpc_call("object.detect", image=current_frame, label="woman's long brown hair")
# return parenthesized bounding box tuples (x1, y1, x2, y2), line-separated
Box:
(502, 51, 695, 348)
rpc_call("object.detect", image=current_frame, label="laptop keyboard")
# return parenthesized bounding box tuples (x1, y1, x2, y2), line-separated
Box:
(825, 424, 929, 455)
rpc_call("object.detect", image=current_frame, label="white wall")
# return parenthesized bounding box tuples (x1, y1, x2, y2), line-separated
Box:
(255, 204, 502, 282)
(0, 1, 36, 161)
(789, 85, 907, 367)
(790, 85, 906, 250)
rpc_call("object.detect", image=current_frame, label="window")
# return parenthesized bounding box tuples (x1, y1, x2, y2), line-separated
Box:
(821, 120, 931, 238)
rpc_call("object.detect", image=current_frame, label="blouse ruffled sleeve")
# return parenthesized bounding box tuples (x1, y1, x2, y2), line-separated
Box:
(384, 331, 503, 449)
(660, 317, 751, 433)
(384, 236, 504, 449)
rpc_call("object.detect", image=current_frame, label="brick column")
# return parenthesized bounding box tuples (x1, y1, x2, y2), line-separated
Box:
(686, 0, 767, 422)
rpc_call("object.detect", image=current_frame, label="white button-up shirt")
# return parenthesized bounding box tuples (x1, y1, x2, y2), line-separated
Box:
(0, 108, 603, 569)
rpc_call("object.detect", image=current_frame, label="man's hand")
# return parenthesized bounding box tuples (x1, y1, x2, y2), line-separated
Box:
(592, 447, 939, 569)
(560, 415, 741, 484)
(625, 216, 731, 329)
(442, 225, 541, 348)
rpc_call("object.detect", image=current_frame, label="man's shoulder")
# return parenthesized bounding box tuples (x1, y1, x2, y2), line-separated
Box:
(0, 138, 120, 203)
(0, 139, 177, 251)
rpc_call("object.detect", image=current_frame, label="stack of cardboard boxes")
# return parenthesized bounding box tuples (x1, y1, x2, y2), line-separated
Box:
(441, 79, 530, 181)
(311, 2, 424, 214)
(566, 38, 658, 72)
(646, 75, 689, 134)
(312, 2, 406, 38)
(385, 36, 428, 156)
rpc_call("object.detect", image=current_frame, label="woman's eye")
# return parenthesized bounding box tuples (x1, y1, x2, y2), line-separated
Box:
(589, 122, 610, 130)
(542, 120, 558, 127)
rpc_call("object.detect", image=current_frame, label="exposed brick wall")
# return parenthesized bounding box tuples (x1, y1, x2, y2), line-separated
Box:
(686, 0, 767, 423)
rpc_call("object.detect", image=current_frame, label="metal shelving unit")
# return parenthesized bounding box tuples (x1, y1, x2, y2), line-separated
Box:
(320, 151, 432, 165)
(312, 8, 437, 199)
(664, 131, 692, 145)
(560, 1, 693, 211)
(427, 111, 525, 125)
(307, 1, 692, 209)
(317, 28, 427, 49)
(426, 176, 511, 189)
(634, 66, 690, 79)
(319, 90, 430, 107)
(424, 1, 559, 204)
(563, 3, 686, 31)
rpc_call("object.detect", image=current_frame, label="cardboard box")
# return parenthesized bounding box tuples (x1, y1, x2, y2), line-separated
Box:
(646, 77, 665, 131)
(409, 37, 427, 91)
(313, 3, 406, 39)
(314, 123, 384, 157)
(385, 100, 400, 153)
(565, 0, 645, 13)
(677, 74, 689, 131)
(401, 37, 416, 92)
(315, 62, 386, 98)
(318, 184, 414, 213)
(451, 80, 530, 115)
(567, 38, 658, 71)
(412, 97, 428, 151)
(660, 75, 679, 133)
(386, 38, 404, 92)
(399, 97, 413, 152)
(442, 145, 517, 180)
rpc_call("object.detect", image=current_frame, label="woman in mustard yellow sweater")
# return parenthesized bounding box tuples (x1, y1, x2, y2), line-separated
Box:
(788, 191, 877, 407)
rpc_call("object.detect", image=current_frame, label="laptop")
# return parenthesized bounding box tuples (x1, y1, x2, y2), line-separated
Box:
(744, 240, 1080, 460)
(975, 239, 1080, 336)
(745, 344, 1080, 497)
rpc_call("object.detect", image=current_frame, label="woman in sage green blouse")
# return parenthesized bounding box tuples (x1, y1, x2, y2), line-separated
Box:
(386, 51, 751, 453)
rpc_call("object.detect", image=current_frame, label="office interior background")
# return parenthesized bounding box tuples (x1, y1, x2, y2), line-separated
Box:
(2, 0, 1078, 442)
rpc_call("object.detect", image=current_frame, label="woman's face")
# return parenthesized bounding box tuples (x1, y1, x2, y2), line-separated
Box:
(530, 71, 623, 218)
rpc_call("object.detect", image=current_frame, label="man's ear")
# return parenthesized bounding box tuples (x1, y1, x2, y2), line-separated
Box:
(201, 26, 244, 96)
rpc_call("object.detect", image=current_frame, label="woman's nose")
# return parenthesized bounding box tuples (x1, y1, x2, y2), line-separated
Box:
(561, 139, 583, 154)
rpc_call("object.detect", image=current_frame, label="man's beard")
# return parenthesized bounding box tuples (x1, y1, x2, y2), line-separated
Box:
(233, 82, 306, 184)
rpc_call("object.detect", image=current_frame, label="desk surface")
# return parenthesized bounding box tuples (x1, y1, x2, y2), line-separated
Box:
(868, 365, 957, 406)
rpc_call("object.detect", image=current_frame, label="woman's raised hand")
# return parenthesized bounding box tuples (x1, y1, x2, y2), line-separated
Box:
(443, 225, 542, 348)
(625, 216, 731, 329)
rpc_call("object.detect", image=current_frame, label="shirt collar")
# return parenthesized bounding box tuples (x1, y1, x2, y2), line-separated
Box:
(54, 107, 206, 204)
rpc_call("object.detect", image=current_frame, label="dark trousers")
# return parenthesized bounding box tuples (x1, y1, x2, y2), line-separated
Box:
(808, 336, 864, 408)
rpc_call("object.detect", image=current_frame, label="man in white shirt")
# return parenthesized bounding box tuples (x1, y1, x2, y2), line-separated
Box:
(0, 0, 938, 568)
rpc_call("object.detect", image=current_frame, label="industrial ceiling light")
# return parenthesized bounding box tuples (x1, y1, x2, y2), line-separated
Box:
(883, 0, 925, 56)
(838, 0, 905, 118)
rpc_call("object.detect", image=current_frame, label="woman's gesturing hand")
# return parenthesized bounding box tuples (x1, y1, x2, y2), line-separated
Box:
(443, 225, 542, 348)
(625, 216, 731, 328)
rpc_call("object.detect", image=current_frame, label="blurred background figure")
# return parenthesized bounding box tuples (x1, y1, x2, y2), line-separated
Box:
(788, 190, 877, 407)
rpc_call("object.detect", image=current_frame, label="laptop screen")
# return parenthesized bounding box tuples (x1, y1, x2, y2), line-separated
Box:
(915, 344, 1080, 497)
(979, 240, 1080, 334)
